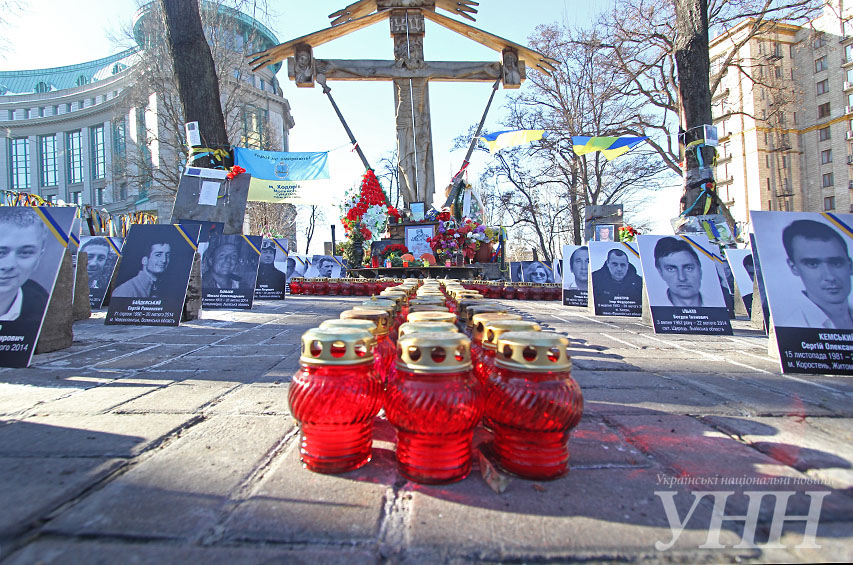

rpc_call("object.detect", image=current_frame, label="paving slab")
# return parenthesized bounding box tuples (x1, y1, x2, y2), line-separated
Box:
(44, 414, 293, 540)
(113, 379, 241, 414)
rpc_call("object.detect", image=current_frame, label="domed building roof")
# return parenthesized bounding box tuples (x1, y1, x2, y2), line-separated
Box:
(0, 49, 140, 96)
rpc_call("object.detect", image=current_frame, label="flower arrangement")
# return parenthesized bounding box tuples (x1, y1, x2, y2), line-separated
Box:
(618, 225, 640, 242)
(340, 169, 397, 242)
(427, 213, 498, 263)
(225, 165, 245, 180)
(378, 243, 408, 263)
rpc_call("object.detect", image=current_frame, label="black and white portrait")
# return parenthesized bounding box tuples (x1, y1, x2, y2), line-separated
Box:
(725, 248, 755, 315)
(305, 255, 342, 279)
(520, 261, 555, 283)
(637, 235, 731, 335)
(80, 236, 122, 308)
(201, 234, 263, 309)
(509, 261, 523, 283)
(405, 225, 434, 260)
(589, 242, 643, 316)
(106, 224, 201, 327)
(562, 244, 589, 307)
(0, 206, 76, 367)
(752, 211, 853, 375)
(254, 238, 288, 300)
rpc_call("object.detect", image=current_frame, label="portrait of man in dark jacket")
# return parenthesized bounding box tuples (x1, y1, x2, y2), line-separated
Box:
(591, 247, 643, 315)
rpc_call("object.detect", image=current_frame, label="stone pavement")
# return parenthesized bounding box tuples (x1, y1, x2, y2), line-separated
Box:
(1, 296, 851, 564)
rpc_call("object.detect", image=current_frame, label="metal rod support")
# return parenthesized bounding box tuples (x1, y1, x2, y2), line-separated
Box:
(317, 75, 371, 171)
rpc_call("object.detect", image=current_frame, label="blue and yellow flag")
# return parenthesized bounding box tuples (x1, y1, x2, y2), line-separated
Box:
(479, 129, 547, 154)
(234, 147, 330, 203)
(571, 136, 647, 160)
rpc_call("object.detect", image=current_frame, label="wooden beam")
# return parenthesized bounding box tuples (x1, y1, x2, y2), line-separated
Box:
(434, 0, 479, 21)
(291, 59, 507, 82)
(248, 11, 389, 71)
(328, 0, 377, 26)
(420, 9, 557, 74)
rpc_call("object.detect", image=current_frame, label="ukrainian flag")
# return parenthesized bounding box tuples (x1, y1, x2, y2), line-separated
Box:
(479, 129, 547, 154)
(571, 136, 647, 160)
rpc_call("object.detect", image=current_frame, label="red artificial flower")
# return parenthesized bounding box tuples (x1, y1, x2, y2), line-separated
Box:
(226, 165, 245, 180)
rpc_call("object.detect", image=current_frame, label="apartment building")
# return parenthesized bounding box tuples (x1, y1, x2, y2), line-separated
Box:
(0, 2, 294, 221)
(710, 3, 853, 231)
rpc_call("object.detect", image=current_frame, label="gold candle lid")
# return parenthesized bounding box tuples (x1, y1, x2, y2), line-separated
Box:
(397, 321, 459, 338)
(396, 332, 472, 373)
(380, 289, 409, 304)
(355, 303, 395, 318)
(374, 293, 402, 306)
(407, 310, 457, 324)
(359, 298, 396, 309)
(300, 327, 374, 366)
(454, 291, 482, 301)
(408, 304, 449, 313)
(494, 331, 570, 371)
(464, 303, 509, 326)
(319, 319, 378, 344)
(480, 319, 541, 350)
(472, 313, 526, 343)
(340, 308, 390, 336)
(409, 296, 446, 305)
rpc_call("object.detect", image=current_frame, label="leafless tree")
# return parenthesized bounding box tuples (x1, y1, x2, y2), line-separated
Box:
(376, 149, 403, 209)
(246, 201, 297, 245)
(300, 205, 325, 254)
(0, 0, 23, 55)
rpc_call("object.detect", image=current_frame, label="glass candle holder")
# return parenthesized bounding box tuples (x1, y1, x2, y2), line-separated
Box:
(327, 278, 342, 295)
(469, 312, 523, 368)
(289, 277, 304, 295)
(406, 310, 457, 325)
(529, 283, 545, 301)
(397, 321, 459, 340)
(289, 327, 382, 473)
(500, 284, 516, 300)
(385, 332, 482, 483)
(463, 303, 510, 336)
(340, 308, 395, 384)
(486, 331, 583, 480)
(515, 283, 530, 301)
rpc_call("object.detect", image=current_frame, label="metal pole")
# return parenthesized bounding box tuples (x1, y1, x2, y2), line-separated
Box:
(499, 230, 506, 274)
(443, 76, 502, 208)
(317, 75, 371, 171)
(331, 224, 336, 256)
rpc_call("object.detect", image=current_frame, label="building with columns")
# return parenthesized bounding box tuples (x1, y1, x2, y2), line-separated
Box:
(710, 2, 853, 232)
(0, 2, 294, 221)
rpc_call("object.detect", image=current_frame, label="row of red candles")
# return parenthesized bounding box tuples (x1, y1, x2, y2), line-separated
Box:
(289, 278, 563, 301)
(287, 279, 584, 485)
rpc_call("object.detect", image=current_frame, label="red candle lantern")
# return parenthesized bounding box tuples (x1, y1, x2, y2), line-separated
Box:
(515, 283, 530, 301)
(340, 278, 354, 296)
(529, 283, 545, 301)
(340, 308, 395, 384)
(315, 277, 330, 296)
(406, 310, 457, 325)
(500, 284, 516, 300)
(289, 277, 304, 295)
(327, 278, 342, 295)
(462, 303, 509, 337)
(355, 299, 398, 341)
(486, 331, 583, 480)
(397, 321, 458, 340)
(468, 311, 521, 367)
(385, 332, 482, 483)
(288, 327, 382, 473)
(473, 318, 540, 386)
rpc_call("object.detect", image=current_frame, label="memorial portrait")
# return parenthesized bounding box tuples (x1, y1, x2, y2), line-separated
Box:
(305, 255, 342, 278)
(595, 224, 616, 242)
(562, 244, 589, 307)
(0, 206, 76, 367)
(520, 260, 555, 283)
(405, 224, 435, 260)
(725, 248, 756, 315)
(79, 235, 122, 308)
(509, 261, 523, 283)
(637, 235, 731, 335)
(254, 238, 289, 300)
(588, 241, 643, 316)
(752, 211, 853, 375)
(106, 224, 200, 327)
(201, 233, 262, 309)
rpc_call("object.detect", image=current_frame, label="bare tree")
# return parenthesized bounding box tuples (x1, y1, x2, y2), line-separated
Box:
(376, 149, 403, 209)
(301, 205, 325, 255)
(0, 0, 23, 55)
(246, 201, 297, 241)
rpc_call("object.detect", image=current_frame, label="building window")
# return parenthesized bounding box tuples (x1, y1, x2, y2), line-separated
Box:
(76, 75, 89, 87)
(70, 191, 82, 205)
(821, 148, 833, 164)
(90, 124, 106, 179)
(34, 81, 50, 93)
(781, 155, 787, 169)
(814, 35, 827, 49)
(817, 79, 829, 95)
(822, 172, 834, 187)
(825, 196, 836, 210)
(819, 126, 831, 141)
(818, 102, 831, 118)
(9, 138, 30, 190)
(847, 44, 853, 63)
(793, 111, 798, 124)
(815, 56, 827, 72)
(96, 187, 104, 206)
(775, 66, 782, 78)
(765, 154, 770, 167)
(46, 194, 57, 205)
(39, 135, 57, 187)
(241, 105, 267, 149)
(766, 178, 771, 191)
(774, 42, 783, 57)
(66, 130, 83, 184)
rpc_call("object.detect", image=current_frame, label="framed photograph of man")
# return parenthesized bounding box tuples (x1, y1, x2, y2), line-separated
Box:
(305, 255, 342, 278)
(594, 224, 616, 242)
(405, 224, 435, 260)
(201, 234, 263, 309)
(254, 238, 289, 300)
(749, 233, 771, 331)
(589, 242, 644, 316)
(79, 236, 123, 309)
(0, 206, 77, 367)
(105, 224, 201, 326)
(288, 255, 309, 282)
(520, 260, 555, 283)
(562, 244, 589, 307)
(725, 248, 756, 316)
(636, 235, 732, 335)
(751, 211, 853, 374)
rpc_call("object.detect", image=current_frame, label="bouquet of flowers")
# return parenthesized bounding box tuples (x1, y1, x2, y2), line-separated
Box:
(618, 225, 640, 242)
(378, 243, 408, 264)
(340, 169, 399, 242)
(427, 213, 497, 263)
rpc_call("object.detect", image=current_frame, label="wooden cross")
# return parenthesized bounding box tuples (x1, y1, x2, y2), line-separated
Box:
(250, 1, 555, 209)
